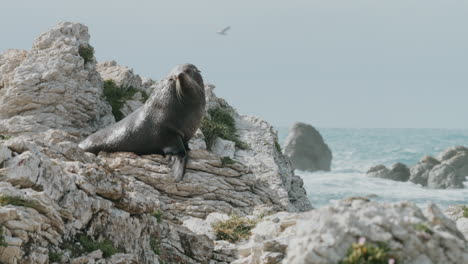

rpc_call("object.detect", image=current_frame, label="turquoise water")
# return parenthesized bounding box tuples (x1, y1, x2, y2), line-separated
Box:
(277, 128, 468, 208)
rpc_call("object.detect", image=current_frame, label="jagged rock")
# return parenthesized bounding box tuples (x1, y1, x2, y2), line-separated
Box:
(0, 22, 114, 136)
(97, 61, 143, 90)
(445, 205, 468, 240)
(366, 162, 410, 182)
(427, 146, 468, 189)
(283, 122, 332, 172)
(0, 25, 311, 262)
(211, 138, 236, 159)
(409, 156, 440, 186)
(235, 199, 468, 264)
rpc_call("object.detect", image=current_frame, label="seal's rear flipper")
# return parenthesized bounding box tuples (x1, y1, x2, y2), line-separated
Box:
(171, 154, 188, 182)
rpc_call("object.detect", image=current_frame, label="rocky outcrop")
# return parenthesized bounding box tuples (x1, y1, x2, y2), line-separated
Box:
(0, 22, 311, 264)
(366, 162, 410, 181)
(409, 156, 440, 186)
(283, 122, 332, 172)
(233, 198, 468, 264)
(0, 22, 113, 136)
(445, 205, 468, 240)
(2, 22, 467, 264)
(367, 146, 468, 189)
(427, 146, 468, 189)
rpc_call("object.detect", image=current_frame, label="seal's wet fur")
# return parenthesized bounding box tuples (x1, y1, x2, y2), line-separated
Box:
(79, 64, 205, 181)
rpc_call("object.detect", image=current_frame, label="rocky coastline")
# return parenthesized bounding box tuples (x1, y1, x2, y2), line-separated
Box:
(0, 22, 467, 264)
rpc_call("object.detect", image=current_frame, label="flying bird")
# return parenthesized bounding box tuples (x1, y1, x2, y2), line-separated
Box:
(217, 26, 231, 35)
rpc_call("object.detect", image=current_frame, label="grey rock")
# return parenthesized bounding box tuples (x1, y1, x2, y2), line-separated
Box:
(0, 22, 114, 136)
(283, 122, 332, 172)
(366, 162, 410, 181)
(235, 200, 468, 264)
(409, 156, 440, 186)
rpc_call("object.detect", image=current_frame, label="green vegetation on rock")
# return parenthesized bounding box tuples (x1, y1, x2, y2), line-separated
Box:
(212, 215, 257, 243)
(201, 106, 249, 150)
(221, 157, 236, 166)
(78, 45, 94, 64)
(103, 80, 140, 121)
(77, 234, 118, 258)
(414, 223, 434, 235)
(152, 210, 163, 223)
(463, 206, 468, 218)
(0, 195, 40, 210)
(0, 226, 7, 247)
(0, 135, 11, 140)
(274, 139, 282, 153)
(339, 240, 395, 264)
(48, 251, 62, 263)
(150, 237, 160, 255)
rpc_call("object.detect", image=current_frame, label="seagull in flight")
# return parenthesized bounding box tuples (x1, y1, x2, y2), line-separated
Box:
(217, 26, 231, 36)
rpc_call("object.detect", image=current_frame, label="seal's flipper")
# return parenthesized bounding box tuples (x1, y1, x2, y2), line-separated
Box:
(163, 136, 188, 182)
(170, 154, 188, 182)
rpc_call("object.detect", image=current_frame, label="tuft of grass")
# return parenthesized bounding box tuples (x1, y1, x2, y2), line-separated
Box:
(462, 206, 468, 218)
(212, 215, 257, 243)
(0, 135, 11, 140)
(274, 139, 282, 153)
(150, 238, 160, 255)
(152, 210, 163, 223)
(77, 234, 118, 258)
(200, 107, 249, 150)
(103, 80, 139, 121)
(0, 226, 7, 247)
(78, 45, 95, 64)
(140, 90, 149, 103)
(0, 196, 40, 210)
(48, 251, 62, 263)
(221, 157, 236, 166)
(339, 241, 395, 264)
(414, 223, 434, 235)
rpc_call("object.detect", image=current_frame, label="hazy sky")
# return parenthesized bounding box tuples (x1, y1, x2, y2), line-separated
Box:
(1, 0, 467, 129)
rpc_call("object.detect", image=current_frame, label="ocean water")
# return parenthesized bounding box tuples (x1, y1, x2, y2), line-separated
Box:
(277, 128, 468, 208)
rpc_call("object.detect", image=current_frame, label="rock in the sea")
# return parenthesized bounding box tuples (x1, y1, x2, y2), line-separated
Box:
(409, 156, 440, 186)
(283, 122, 332, 172)
(366, 162, 410, 181)
(0, 22, 113, 136)
(427, 146, 468, 189)
(235, 199, 468, 264)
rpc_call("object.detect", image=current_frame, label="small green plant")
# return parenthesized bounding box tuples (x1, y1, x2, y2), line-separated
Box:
(0, 135, 11, 140)
(77, 234, 118, 258)
(462, 206, 468, 218)
(201, 107, 249, 150)
(150, 237, 160, 255)
(0, 196, 40, 210)
(339, 238, 395, 264)
(48, 251, 62, 262)
(221, 157, 236, 166)
(414, 223, 434, 235)
(152, 210, 163, 223)
(140, 90, 149, 102)
(274, 139, 282, 153)
(79, 45, 94, 64)
(212, 215, 257, 243)
(0, 226, 7, 247)
(103, 80, 139, 121)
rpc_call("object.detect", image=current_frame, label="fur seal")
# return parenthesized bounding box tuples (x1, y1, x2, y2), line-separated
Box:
(79, 63, 206, 181)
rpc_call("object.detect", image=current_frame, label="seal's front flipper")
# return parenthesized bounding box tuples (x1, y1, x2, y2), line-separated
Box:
(163, 136, 188, 182)
(170, 154, 188, 182)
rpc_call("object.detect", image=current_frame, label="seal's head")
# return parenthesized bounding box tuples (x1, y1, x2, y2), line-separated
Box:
(169, 64, 204, 101)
